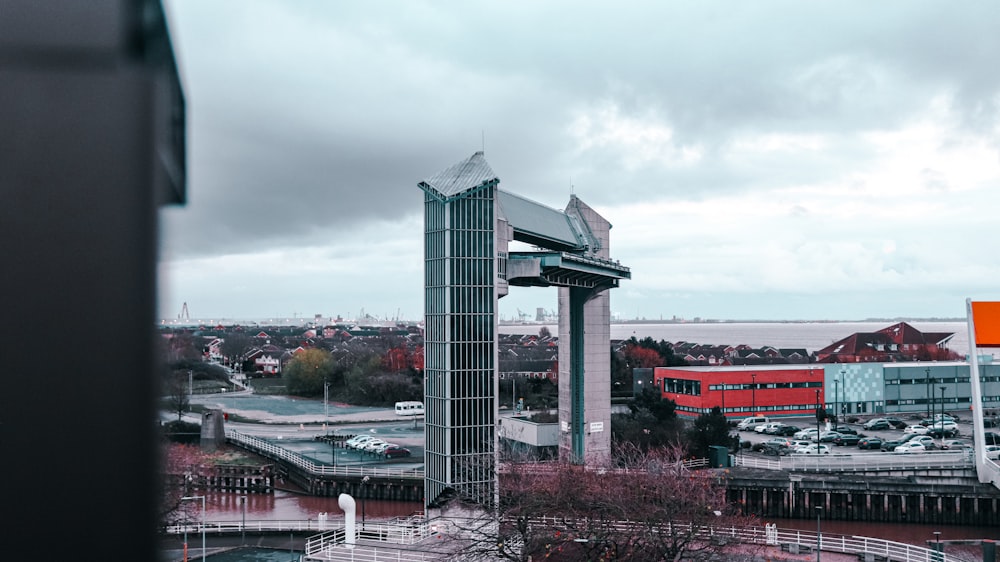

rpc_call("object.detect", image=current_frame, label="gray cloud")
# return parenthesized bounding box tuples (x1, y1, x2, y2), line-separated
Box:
(160, 0, 1000, 320)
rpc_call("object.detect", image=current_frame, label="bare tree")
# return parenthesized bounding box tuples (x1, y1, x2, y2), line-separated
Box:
(442, 443, 759, 561)
(164, 370, 190, 420)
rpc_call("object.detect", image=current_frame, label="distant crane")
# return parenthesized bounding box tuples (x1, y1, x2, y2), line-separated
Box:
(179, 302, 189, 320)
(516, 308, 529, 322)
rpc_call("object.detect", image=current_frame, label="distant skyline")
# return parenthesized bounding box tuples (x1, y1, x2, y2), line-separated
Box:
(159, 1, 1000, 323)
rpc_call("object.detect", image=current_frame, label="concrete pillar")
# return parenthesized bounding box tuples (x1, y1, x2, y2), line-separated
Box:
(982, 539, 996, 562)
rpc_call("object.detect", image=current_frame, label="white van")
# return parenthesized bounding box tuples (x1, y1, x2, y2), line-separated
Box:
(737, 416, 770, 431)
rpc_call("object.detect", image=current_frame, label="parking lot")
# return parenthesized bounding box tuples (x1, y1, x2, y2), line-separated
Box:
(732, 413, 998, 456)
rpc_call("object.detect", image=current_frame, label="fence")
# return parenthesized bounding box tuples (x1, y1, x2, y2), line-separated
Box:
(228, 431, 424, 480)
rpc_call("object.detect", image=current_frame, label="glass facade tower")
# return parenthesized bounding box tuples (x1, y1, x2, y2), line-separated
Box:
(420, 153, 500, 506)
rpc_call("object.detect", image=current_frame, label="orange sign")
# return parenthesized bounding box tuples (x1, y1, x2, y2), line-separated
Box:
(971, 301, 1000, 347)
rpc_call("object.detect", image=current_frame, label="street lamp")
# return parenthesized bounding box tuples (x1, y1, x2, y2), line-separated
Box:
(751, 373, 757, 415)
(840, 368, 846, 422)
(933, 531, 942, 560)
(181, 495, 206, 562)
(361, 475, 370, 528)
(939, 386, 947, 444)
(240, 494, 247, 546)
(815, 506, 823, 562)
(925, 367, 932, 419)
(815, 389, 821, 443)
(833, 378, 839, 431)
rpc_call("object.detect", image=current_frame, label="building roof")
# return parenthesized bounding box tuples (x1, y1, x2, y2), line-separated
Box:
(497, 189, 584, 251)
(418, 151, 498, 202)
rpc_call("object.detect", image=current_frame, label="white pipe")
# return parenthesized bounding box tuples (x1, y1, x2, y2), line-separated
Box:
(338, 493, 356, 548)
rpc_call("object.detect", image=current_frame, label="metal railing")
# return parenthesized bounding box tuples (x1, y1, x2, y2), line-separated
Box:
(734, 450, 974, 473)
(287, 515, 963, 562)
(228, 431, 424, 479)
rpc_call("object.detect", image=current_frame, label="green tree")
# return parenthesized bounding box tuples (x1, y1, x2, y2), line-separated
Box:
(686, 406, 731, 459)
(283, 348, 334, 395)
(612, 389, 681, 451)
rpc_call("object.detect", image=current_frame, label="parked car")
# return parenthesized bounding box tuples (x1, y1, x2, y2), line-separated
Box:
(794, 444, 830, 455)
(985, 432, 1000, 445)
(345, 435, 376, 449)
(986, 445, 1000, 460)
(757, 422, 783, 434)
(835, 426, 859, 435)
(383, 445, 412, 458)
(857, 437, 883, 450)
(834, 433, 861, 446)
(863, 419, 891, 431)
(894, 441, 926, 453)
(762, 441, 792, 456)
(909, 436, 937, 450)
(941, 439, 970, 450)
(794, 428, 819, 440)
(884, 417, 907, 429)
(904, 424, 929, 435)
(362, 439, 389, 453)
(369, 441, 395, 454)
(926, 421, 959, 437)
(737, 417, 770, 431)
(774, 425, 801, 436)
(818, 431, 843, 443)
(881, 435, 916, 451)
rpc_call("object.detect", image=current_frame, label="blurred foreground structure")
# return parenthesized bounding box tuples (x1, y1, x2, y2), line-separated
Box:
(1, 1, 185, 558)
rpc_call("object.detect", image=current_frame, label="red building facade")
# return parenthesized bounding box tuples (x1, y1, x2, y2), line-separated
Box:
(653, 365, 826, 418)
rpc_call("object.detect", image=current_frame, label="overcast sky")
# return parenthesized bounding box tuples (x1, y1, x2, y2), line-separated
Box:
(158, 1, 1000, 324)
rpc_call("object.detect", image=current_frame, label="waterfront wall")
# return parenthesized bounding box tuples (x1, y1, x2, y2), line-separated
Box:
(727, 468, 1000, 525)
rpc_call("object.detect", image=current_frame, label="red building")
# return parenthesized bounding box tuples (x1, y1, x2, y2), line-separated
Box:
(814, 321, 957, 363)
(653, 365, 825, 418)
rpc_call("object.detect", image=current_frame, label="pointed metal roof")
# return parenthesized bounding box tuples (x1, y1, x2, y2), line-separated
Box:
(418, 151, 498, 201)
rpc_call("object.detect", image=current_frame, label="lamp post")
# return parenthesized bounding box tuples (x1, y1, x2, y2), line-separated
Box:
(751, 373, 757, 416)
(933, 531, 942, 560)
(815, 505, 823, 562)
(361, 475, 370, 528)
(815, 389, 821, 443)
(840, 368, 846, 422)
(833, 378, 839, 431)
(925, 367, 932, 419)
(240, 494, 247, 546)
(181, 495, 206, 562)
(939, 386, 947, 444)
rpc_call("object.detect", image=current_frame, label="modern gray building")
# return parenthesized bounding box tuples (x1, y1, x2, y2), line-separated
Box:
(418, 152, 630, 506)
(823, 361, 1000, 418)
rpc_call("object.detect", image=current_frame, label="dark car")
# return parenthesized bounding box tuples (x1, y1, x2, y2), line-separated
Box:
(833, 434, 861, 446)
(818, 431, 842, 443)
(985, 432, 1000, 446)
(774, 425, 801, 436)
(383, 446, 411, 458)
(926, 427, 959, 438)
(864, 420, 891, 431)
(835, 426, 859, 435)
(857, 437, 883, 450)
(885, 418, 907, 429)
(881, 435, 916, 451)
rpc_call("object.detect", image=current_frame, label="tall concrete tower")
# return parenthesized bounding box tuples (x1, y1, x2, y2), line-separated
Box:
(419, 153, 629, 507)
